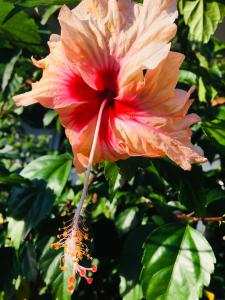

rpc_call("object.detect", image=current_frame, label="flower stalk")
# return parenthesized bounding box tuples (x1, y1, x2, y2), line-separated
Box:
(51, 99, 107, 292)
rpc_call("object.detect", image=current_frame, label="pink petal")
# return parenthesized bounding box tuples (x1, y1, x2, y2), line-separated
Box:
(13, 40, 100, 108)
(57, 105, 126, 172)
(58, 5, 115, 90)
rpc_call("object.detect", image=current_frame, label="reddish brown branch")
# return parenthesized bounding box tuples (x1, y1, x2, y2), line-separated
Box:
(175, 211, 224, 222)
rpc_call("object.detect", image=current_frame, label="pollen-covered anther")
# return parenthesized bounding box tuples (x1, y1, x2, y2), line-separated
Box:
(67, 285, 74, 292)
(50, 217, 96, 292)
(68, 276, 76, 283)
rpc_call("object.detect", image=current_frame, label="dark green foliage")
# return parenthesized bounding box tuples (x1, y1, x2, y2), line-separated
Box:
(0, 1, 225, 300)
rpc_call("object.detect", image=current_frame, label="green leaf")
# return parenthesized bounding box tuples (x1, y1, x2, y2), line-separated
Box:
(7, 217, 25, 249)
(43, 110, 57, 127)
(115, 207, 139, 235)
(120, 225, 155, 300)
(1, 51, 21, 92)
(179, 0, 225, 43)
(4, 0, 79, 7)
(0, 174, 28, 185)
(21, 154, 72, 196)
(179, 69, 197, 85)
(206, 189, 225, 205)
(39, 237, 74, 300)
(7, 180, 55, 247)
(41, 5, 61, 25)
(120, 277, 143, 300)
(198, 76, 207, 102)
(202, 120, 225, 148)
(104, 162, 121, 193)
(0, 0, 43, 53)
(141, 224, 216, 300)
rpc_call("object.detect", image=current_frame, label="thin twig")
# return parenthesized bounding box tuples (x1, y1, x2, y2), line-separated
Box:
(175, 211, 225, 222)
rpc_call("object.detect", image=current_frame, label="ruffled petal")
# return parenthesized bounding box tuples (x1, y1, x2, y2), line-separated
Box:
(73, 0, 141, 35)
(118, 51, 184, 104)
(13, 39, 99, 108)
(59, 5, 116, 90)
(110, 109, 206, 170)
(117, 0, 178, 93)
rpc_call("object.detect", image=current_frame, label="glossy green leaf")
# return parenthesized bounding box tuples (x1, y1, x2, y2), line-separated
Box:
(141, 224, 216, 300)
(179, 0, 225, 43)
(21, 154, 72, 196)
(115, 207, 139, 234)
(120, 225, 154, 300)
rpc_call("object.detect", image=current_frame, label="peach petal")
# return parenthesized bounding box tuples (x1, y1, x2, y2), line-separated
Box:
(117, 0, 178, 92)
(111, 113, 206, 171)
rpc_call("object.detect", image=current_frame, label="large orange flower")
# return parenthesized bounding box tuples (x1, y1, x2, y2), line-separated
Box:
(14, 0, 206, 172)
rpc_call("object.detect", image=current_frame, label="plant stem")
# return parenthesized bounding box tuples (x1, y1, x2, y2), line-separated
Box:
(73, 99, 108, 227)
(176, 211, 225, 222)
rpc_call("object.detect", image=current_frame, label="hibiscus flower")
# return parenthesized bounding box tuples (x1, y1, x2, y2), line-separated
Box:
(13, 0, 207, 290)
(13, 0, 206, 173)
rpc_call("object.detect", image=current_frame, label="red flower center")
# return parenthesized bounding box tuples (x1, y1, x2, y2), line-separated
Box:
(96, 68, 118, 107)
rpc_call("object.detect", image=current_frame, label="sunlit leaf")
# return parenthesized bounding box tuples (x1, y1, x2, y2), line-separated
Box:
(115, 207, 139, 235)
(120, 225, 154, 300)
(141, 224, 216, 300)
(202, 120, 225, 148)
(21, 154, 72, 196)
(179, 0, 225, 43)
(1, 51, 21, 92)
(104, 162, 121, 193)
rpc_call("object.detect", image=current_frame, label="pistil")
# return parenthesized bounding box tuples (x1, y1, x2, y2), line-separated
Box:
(51, 98, 108, 292)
